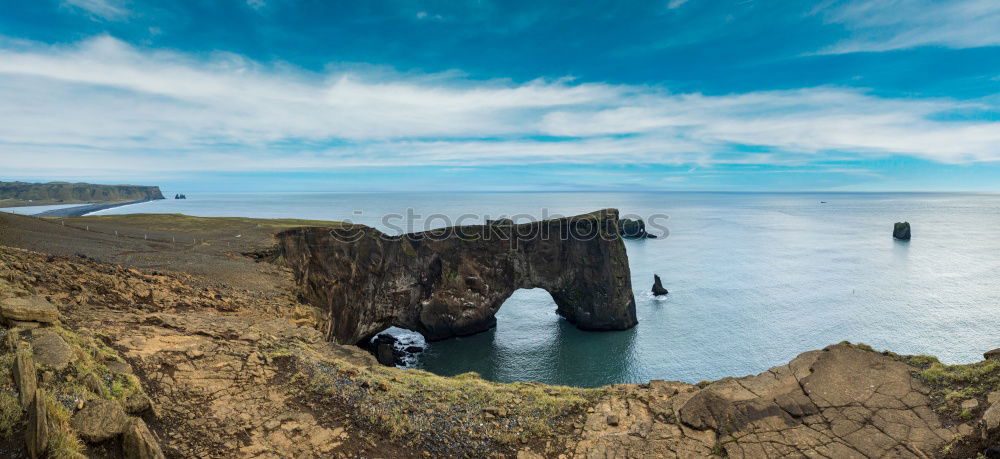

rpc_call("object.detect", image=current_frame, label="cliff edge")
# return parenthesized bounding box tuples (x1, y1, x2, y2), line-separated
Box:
(0, 181, 165, 207)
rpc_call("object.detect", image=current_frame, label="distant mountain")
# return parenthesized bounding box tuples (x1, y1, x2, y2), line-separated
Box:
(0, 181, 165, 206)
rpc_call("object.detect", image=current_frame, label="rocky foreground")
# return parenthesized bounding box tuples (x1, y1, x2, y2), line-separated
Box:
(0, 212, 998, 458)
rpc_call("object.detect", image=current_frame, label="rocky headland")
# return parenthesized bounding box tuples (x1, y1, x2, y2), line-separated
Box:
(0, 182, 165, 208)
(0, 210, 997, 458)
(276, 209, 637, 344)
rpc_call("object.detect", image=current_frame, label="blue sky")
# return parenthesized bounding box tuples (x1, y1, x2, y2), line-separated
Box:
(0, 0, 998, 191)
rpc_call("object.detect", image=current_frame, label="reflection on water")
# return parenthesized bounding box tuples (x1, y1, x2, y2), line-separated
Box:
(413, 289, 637, 387)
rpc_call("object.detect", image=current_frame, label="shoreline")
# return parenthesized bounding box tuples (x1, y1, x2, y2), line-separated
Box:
(33, 198, 159, 217)
(0, 211, 998, 457)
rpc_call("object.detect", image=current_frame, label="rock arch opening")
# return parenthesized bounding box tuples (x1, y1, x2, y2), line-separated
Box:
(277, 209, 638, 345)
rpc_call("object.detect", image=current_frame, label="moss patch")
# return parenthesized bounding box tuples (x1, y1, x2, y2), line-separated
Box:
(901, 353, 1000, 419)
(286, 344, 598, 455)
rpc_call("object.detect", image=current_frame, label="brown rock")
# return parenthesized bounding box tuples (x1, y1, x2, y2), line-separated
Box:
(984, 402, 1000, 440)
(985, 348, 1000, 360)
(961, 398, 980, 411)
(105, 359, 133, 375)
(30, 328, 75, 371)
(125, 392, 152, 415)
(1, 296, 59, 323)
(70, 399, 129, 443)
(14, 347, 37, 407)
(122, 418, 165, 459)
(26, 388, 48, 459)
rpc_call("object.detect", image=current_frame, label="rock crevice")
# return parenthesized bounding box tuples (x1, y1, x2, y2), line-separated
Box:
(277, 209, 638, 343)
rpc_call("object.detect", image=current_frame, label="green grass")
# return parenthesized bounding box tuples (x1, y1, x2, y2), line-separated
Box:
(40, 391, 85, 458)
(0, 391, 20, 440)
(0, 325, 134, 456)
(53, 325, 143, 404)
(900, 353, 1000, 418)
(59, 213, 346, 233)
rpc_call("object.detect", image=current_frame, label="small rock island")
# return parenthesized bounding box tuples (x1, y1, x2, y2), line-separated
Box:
(652, 274, 669, 296)
(894, 221, 912, 240)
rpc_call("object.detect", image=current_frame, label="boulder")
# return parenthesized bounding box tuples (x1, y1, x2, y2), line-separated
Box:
(105, 359, 134, 375)
(26, 388, 48, 459)
(652, 274, 669, 296)
(30, 328, 75, 371)
(122, 418, 166, 459)
(893, 222, 911, 240)
(962, 398, 980, 411)
(1, 296, 59, 324)
(984, 402, 1000, 441)
(125, 392, 153, 415)
(985, 349, 1000, 360)
(14, 347, 37, 407)
(70, 399, 129, 443)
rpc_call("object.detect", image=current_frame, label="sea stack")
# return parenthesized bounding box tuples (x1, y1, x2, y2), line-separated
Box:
(619, 218, 657, 239)
(893, 222, 911, 240)
(652, 274, 669, 296)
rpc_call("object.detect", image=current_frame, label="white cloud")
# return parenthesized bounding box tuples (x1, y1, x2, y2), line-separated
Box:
(819, 0, 1000, 53)
(667, 0, 689, 9)
(246, 0, 266, 10)
(63, 0, 129, 21)
(0, 36, 997, 178)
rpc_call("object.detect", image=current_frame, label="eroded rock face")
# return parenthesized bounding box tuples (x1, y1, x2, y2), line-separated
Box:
(1, 296, 59, 324)
(278, 209, 637, 343)
(26, 388, 48, 459)
(570, 344, 958, 458)
(123, 418, 166, 459)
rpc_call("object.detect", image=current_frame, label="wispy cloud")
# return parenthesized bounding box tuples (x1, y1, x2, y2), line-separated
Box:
(63, 0, 129, 21)
(819, 0, 1000, 53)
(0, 36, 996, 178)
(667, 0, 690, 9)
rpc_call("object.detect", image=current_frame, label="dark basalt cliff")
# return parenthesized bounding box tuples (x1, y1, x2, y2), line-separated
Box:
(0, 181, 165, 204)
(277, 209, 637, 344)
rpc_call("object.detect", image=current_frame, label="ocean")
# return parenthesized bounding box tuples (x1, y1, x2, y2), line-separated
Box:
(38, 191, 1000, 387)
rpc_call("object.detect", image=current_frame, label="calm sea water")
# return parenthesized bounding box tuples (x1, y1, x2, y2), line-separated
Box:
(80, 192, 1000, 387)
